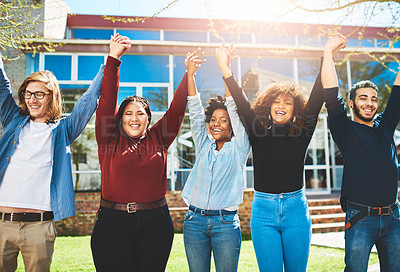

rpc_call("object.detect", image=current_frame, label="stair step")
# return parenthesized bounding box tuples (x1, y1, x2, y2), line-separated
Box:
(308, 199, 340, 207)
(311, 213, 345, 224)
(312, 222, 344, 233)
(309, 205, 343, 215)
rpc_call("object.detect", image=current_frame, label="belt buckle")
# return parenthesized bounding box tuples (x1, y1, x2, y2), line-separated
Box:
(10, 212, 14, 222)
(200, 210, 206, 216)
(127, 202, 136, 213)
(381, 207, 391, 216)
(372, 207, 390, 216)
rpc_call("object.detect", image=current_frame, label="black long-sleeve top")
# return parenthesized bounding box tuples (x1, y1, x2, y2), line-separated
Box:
(223, 72, 323, 194)
(324, 86, 400, 209)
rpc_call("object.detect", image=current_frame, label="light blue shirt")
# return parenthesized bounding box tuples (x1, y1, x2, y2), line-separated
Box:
(0, 57, 104, 221)
(181, 94, 250, 210)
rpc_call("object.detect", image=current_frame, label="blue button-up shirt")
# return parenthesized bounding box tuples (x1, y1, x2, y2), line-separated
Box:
(0, 57, 104, 221)
(181, 94, 250, 210)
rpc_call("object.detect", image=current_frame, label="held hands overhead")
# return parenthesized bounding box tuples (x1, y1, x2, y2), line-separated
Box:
(215, 43, 237, 79)
(321, 33, 347, 88)
(185, 48, 206, 76)
(215, 43, 237, 70)
(109, 33, 131, 60)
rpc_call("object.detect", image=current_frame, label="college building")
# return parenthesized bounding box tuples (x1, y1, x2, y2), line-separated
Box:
(3, 0, 400, 234)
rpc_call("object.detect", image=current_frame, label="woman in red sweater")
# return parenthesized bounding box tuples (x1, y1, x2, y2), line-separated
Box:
(91, 35, 192, 271)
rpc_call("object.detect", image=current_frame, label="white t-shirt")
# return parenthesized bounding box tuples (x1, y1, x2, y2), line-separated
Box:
(0, 120, 53, 211)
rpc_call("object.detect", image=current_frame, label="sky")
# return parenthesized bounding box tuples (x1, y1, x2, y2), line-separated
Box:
(62, 0, 400, 27)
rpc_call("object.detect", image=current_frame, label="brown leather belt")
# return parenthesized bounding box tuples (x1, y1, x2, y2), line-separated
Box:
(0, 211, 54, 222)
(100, 197, 167, 213)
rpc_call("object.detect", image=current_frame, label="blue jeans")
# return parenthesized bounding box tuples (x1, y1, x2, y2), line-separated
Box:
(250, 188, 311, 272)
(344, 204, 400, 272)
(183, 207, 242, 272)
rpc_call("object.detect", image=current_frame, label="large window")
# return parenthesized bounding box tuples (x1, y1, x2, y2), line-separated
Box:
(210, 32, 252, 43)
(119, 55, 169, 83)
(118, 87, 137, 105)
(164, 31, 207, 42)
(71, 29, 114, 40)
(78, 56, 105, 80)
(241, 57, 294, 101)
(117, 29, 160, 40)
(44, 55, 72, 80)
(60, 84, 100, 191)
(255, 34, 295, 45)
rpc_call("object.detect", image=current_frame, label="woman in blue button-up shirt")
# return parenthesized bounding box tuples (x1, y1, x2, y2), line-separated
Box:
(181, 48, 250, 272)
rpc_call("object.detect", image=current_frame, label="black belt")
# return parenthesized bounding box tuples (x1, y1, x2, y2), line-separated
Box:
(189, 205, 237, 216)
(0, 211, 54, 222)
(100, 197, 167, 213)
(345, 201, 398, 229)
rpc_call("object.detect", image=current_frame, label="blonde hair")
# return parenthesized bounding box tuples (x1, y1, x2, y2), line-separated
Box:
(17, 70, 62, 123)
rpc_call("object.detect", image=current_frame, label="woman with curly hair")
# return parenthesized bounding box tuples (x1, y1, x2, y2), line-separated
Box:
(216, 44, 325, 272)
(181, 50, 250, 272)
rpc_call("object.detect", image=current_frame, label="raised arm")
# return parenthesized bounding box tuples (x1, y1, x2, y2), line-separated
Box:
(322, 33, 347, 89)
(95, 34, 131, 145)
(322, 34, 350, 140)
(321, 34, 348, 116)
(186, 48, 206, 97)
(0, 57, 21, 127)
(216, 44, 264, 139)
(152, 67, 189, 147)
(379, 66, 400, 132)
(185, 49, 209, 151)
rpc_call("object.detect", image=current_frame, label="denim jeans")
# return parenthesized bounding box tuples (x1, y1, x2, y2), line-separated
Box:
(250, 188, 311, 272)
(183, 207, 241, 272)
(344, 204, 400, 272)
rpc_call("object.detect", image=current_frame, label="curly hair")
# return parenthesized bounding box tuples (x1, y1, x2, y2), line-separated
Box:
(252, 82, 307, 135)
(204, 95, 228, 123)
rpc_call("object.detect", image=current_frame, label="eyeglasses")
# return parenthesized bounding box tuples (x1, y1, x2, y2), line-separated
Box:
(24, 91, 51, 100)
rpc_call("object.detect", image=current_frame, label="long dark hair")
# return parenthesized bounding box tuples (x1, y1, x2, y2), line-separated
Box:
(116, 95, 152, 133)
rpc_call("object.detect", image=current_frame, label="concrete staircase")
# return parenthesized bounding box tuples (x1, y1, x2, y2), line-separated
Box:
(309, 198, 345, 233)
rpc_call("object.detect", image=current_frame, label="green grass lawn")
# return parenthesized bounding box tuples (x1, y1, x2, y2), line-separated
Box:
(16, 234, 379, 271)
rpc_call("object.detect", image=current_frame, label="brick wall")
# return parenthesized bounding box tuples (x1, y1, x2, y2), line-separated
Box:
(55, 190, 254, 236)
(3, 54, 27, 95)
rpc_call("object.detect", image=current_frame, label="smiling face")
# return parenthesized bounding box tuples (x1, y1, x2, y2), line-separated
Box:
(270, 93, 295, 125)
(348, 87, 378, 126)
(209, 108, 232, 150)
(25, 81, 51, 123)
(122, 101, 149, 138)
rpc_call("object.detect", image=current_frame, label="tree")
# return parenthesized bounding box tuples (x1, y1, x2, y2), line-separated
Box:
(0, 0, 58, 60)
(287, 0, 400, 27)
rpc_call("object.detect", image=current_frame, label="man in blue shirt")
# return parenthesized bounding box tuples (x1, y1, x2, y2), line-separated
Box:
(322, 33, 400, 272)
(0, 52, 104, 271)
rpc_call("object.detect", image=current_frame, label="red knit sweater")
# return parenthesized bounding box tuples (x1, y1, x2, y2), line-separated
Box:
(95, 56, 188, 203)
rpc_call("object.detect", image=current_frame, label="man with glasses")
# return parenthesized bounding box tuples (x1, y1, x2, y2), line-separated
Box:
(322, 34, 400, 272)
(0, 53, 104, 271)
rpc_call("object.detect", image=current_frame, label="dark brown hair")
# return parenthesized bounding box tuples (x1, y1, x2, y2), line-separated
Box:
(252, 82, 307, 135)
(204, 95, 227, 123)
(116, 95, 151, 133)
